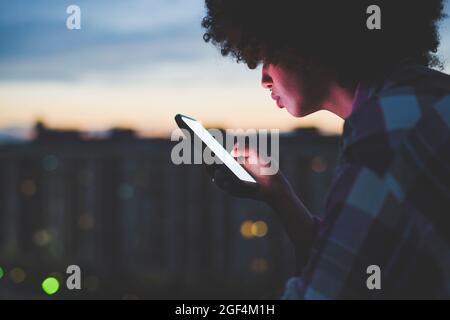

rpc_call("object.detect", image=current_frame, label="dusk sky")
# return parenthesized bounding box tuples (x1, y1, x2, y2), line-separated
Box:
(1, 0, 449, 136)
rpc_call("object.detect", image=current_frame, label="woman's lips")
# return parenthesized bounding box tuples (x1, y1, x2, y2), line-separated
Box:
(271, 93, 284, 108)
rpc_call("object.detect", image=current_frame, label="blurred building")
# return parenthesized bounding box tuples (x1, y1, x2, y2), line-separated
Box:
(0, 122, 340, 299)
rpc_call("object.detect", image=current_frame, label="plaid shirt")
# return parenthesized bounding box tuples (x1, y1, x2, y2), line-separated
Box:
(282, 64, 450, 299)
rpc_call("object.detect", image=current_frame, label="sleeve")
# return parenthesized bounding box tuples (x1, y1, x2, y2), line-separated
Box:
(279, 216, 323, 300)
(280, 277, 304, 300)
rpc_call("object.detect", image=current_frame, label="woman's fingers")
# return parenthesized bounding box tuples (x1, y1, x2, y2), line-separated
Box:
(203, 144, 267, 199)
(231, 143, 269, 179)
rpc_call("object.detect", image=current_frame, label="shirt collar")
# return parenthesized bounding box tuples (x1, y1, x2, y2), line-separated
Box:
(349, 62, 422, 116)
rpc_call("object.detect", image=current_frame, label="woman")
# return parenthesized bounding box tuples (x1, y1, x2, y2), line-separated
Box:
(202, 0, 450, 299)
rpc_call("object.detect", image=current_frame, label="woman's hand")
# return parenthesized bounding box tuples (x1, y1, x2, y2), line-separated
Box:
(204, 144, 292, 206)
(204, 144, 318, 274)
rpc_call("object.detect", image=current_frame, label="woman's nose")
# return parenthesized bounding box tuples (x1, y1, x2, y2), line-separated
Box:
(261, 64, 273, 89)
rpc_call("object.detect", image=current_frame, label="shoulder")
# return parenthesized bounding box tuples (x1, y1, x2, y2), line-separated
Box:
(330, 66, 450, 231)
(341, 65, 450, 175)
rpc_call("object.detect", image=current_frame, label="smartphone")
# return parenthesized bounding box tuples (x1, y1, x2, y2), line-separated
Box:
(174, 114, 257, 184)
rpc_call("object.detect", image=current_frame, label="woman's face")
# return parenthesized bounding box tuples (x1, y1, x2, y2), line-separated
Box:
(261, 63, 332, 117)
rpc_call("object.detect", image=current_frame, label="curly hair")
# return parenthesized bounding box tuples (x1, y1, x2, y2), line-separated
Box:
(202, 0, 447, 86)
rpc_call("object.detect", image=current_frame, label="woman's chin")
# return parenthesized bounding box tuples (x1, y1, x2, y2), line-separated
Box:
(286, 106, 303, 118)
(288, 102, 321, 118)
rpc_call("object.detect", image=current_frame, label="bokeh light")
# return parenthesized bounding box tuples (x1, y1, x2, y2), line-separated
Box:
(251, 221, 268, 238)
(0, 266, 4, 280)
(311, 156, 328, 173)
(33, 229, 52, 247)
(42, 154, 59, 171)
(42, 277, 60, 295)
(240, 220, 254, 239)
(118, 183, 134, 200)
(241, 220, 269, 239)
(20, 179, 36, 197)
(251, 258, 268, 273)
(10, 267, 26, 284)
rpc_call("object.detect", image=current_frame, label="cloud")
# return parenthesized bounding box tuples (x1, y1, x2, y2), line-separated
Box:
(0, 0, 208, 81)
(0, 28, 210, 81)
(0, 0, 449, 82)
